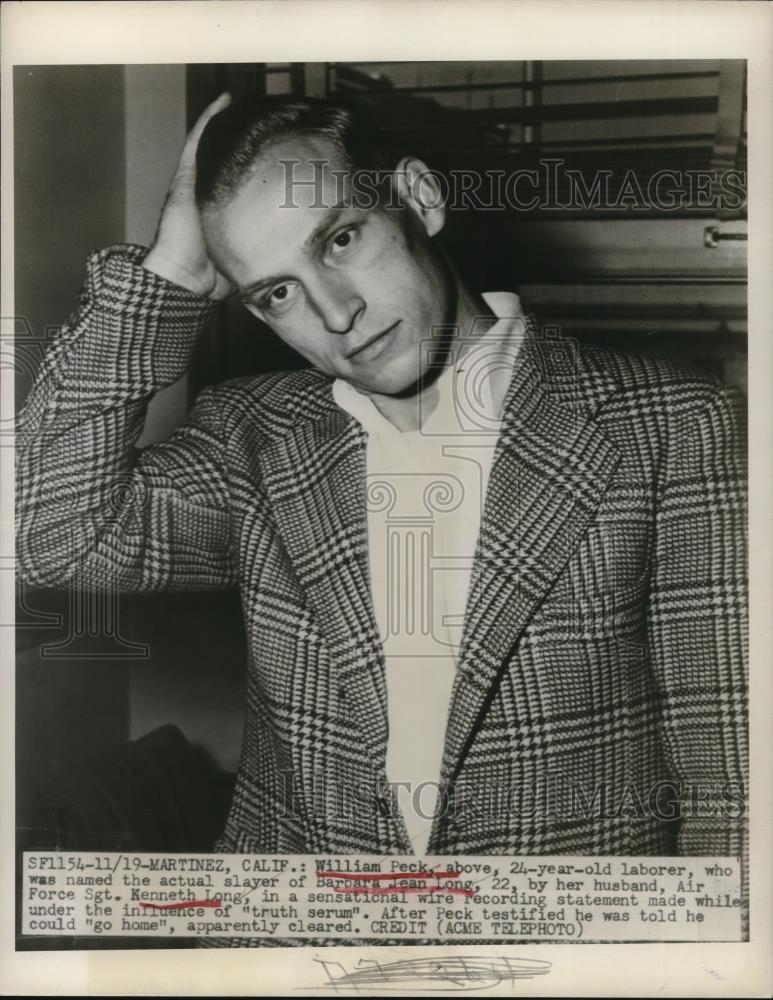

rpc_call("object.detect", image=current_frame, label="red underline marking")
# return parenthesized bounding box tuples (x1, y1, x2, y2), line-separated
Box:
(330, 885, 477, 897)
(139, 899, 222, 910)
(316, 870, 462, 881)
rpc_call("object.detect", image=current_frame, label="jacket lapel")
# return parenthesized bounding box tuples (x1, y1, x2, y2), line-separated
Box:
(436, 331, 622, 795)
(257, 389, 389, 769)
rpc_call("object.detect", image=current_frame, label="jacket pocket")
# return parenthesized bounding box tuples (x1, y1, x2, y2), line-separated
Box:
(531, 573, 650, 643)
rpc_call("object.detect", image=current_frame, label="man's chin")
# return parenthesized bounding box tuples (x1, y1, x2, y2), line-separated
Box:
(344, 357, 447, 399)
(346, 371, 430, 400)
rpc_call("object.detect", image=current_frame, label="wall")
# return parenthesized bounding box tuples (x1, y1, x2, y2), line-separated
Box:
(14, 65, 130, 832)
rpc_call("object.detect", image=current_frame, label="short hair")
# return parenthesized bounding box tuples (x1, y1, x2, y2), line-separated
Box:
(195, 97, 396, 209)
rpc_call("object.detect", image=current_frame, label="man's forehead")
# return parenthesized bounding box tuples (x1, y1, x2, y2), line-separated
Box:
(245, 135, 355, 212)
(203, 134, 369, 287)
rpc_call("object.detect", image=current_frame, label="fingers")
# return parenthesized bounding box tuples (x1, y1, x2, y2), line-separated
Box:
(178, 91, 232, 171)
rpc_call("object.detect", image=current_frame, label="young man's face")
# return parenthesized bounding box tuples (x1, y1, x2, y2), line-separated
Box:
(201, 135, 452, 396)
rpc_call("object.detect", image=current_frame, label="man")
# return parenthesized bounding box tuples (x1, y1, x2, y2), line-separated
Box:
(16, 94, 748, 935)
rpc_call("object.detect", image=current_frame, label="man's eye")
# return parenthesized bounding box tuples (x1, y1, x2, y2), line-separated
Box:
(263, 282, 298, 312)
(330, 226, 358, 254)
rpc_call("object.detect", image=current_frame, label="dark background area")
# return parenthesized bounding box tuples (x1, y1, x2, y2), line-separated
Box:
(14, 60, 747, 947)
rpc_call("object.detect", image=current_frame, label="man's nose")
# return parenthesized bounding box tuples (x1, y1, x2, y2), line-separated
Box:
(308, 276, 365, 335)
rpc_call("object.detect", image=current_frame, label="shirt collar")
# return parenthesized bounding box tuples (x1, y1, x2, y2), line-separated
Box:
(332, 291, 525, 439)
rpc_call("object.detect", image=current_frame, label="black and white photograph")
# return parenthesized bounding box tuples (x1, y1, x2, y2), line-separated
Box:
(2, 1, 771, 996)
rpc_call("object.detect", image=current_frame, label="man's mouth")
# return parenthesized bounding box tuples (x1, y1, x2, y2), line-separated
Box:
(345, 321, 401, 361)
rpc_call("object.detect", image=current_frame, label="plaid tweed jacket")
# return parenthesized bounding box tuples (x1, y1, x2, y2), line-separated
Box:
(17, 244, 748, 894)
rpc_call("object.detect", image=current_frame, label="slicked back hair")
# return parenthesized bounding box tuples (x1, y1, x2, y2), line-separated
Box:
(195, 97, 396, 209)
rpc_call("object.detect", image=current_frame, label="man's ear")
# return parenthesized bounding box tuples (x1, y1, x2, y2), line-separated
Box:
(391, 156, 446, 237)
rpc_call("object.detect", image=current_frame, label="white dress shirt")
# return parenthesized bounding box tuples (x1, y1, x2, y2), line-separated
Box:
(332, 291, 526, 853)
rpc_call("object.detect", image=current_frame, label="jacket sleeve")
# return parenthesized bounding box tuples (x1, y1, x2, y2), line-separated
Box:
(16, 243, 239, 593)
(646, 381, 748, 907)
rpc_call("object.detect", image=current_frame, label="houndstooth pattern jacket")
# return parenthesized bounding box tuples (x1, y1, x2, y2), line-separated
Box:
(17, 245, 748, 941)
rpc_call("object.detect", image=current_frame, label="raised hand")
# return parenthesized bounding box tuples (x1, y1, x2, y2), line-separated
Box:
(143, 92, 233, 300)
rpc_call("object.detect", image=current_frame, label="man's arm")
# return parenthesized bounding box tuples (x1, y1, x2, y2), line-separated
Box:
(16, 244, 238, 592)
(16, 93, 239, 593)
(646, 380, 748, 887)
